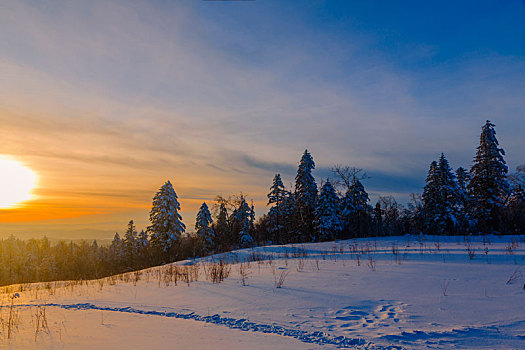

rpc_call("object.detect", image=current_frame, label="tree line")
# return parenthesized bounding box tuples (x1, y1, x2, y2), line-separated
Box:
(0, 120, 523, 286)
(108, 120, 524, 265)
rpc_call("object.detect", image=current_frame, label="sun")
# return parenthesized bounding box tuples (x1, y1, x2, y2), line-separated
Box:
(0, 156, 38, 209)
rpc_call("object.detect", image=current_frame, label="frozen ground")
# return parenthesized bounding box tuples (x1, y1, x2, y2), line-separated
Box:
(1, 234, 524, 349)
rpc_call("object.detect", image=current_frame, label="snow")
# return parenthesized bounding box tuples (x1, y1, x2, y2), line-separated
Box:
(1, 234, 524, 349)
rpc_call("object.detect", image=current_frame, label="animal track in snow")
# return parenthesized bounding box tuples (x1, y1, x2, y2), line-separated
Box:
(325, 301, 405, 335)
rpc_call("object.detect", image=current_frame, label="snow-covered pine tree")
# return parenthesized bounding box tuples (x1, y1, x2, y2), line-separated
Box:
(339, 189, 355, 238)
(267, 174, 287, 244)
(315, 180, 341, 241)
(110, 232, 124, 269)
(373, 202, 383, 235)
(234, 196, 255, 247)
(147, 180, 186, 256)
(213, 203, 231, 250)
(437, 153, 460, 233)
(456, 167, 469, 194)
(294, 150, 318, 242)
(137, 229, 149, 250)
(339, 175, 370, 237)
(349, 176, 370, 236)
(422, 160, 440, 233)
(137, 229, 150, 266)
(455, 167, 470, 232)
(509, 185, 525, 207)
(123, 220, 138, 266)
(468, 121, 510, 232)
(280, 189, 297, 244)
(195, 202, 215, 253)
(423, 154, 460, 234)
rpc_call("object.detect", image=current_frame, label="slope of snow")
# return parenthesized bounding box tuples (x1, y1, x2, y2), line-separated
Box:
(1, 234, 524, 349)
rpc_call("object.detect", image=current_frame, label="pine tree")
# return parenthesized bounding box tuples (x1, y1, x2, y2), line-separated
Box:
(294, 150, 318, 242)
(373, 202, 383, 235)
(280, 190, 297, 244)
(196, 202, 215, 253)
(137, 229, 150, 266)
(233, 196, 255, 248)
(423, 154, 460, 234)
(123, 220, 138, 266)
(137, 229, 149, 250)
(468, 121, 510, 232)
(455, 167, 470, 231)
(109, 233, 124, 269)
(339, 190, 355, 238)
(213, 203, 231, 251)
(267, 174, 287, 244)
(437, 153, 460, 233)
(422, 161, 441, 233)
(340, 176, 370, 237)
(349, 176, 370, 236)
(147, 180, 186, 256)
(315, 180, 341, 241)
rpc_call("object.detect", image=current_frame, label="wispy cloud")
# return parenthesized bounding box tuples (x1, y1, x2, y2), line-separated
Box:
(0, 0, 524, 238)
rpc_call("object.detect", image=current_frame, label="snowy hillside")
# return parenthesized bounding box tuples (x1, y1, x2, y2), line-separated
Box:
(1, 234, 524, 349)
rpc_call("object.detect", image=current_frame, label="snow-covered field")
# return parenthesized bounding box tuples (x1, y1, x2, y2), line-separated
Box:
(1, 234, 524, 349)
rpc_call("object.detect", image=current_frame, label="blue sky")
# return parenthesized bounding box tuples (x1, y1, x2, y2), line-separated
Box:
(0, 0, 524, 238)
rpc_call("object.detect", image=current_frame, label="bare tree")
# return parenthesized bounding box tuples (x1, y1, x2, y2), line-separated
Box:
(331, 165, 370, 195)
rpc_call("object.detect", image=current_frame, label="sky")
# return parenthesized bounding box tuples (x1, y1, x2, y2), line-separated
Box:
(0, 0, 524, 239)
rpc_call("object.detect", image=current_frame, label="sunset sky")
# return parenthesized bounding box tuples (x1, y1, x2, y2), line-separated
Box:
(1, 0, 524, 239)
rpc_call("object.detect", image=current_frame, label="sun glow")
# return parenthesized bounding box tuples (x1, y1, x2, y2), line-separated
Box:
(0, 156, 38, 209)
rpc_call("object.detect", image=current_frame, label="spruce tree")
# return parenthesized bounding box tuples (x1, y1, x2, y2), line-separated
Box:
(137, 229, 150, 266)
(147, 180, 186, 256)
(123, 220, 138, 266)
(280, 190, 297, 244)
(468, 121, 510, 232)
(373, 202, 383, 235)
(267, 174, 287, 244)
(455, 167, 470, 231)
(195, 202, 215, 253)
(423, 154, 460, 234)
(422, 160, 441, 233)
(339, 190, 355, 238)
(340, 176, 370, 237)
(110, 233, 124, 269)
(348, 176, 370, 236)
(437, 153, 460, 233)
(315, 180, 341, 241)
(233, 196, 255, 247)
(213, 203, 231, 250)
(294, 150, 318, 242)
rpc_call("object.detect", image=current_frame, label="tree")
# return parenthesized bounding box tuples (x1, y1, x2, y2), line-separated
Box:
(339, 176, 370, 237)
(348, 176, 371, 236)
(455, 167, 470, 231)
(212, 202, 231, 251)
(109, 233, 124, 269)
(422, 154, 460, 234)
(123, 220, 138, 268)
(195, 202, 215, 253)
(315, 180, 341, 241)
(373, 202, 383, 235)
(232, 195, 255, 247)
(137, 229, 150, 266)
(503, 165, 525, 233)
(422, 161, 439, 231)
(379, 196, 401, 235)
(468, 121, 510, 232)
(294, 150, 318, 242)
(147, 180, 186, 257)
(331, 166, 370, 237)
(267, 174, 288, 244)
